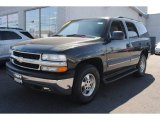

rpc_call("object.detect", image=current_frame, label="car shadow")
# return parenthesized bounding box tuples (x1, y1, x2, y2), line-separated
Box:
(0, 69, 155, 113)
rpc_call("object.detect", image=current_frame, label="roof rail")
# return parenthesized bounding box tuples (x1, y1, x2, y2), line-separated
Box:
(116, 16, 139, 21)
(0, 27, 23, 30)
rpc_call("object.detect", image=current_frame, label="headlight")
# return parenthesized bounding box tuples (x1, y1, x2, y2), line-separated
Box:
(41, 54, 67, 72)
(42, 54, 67, 61)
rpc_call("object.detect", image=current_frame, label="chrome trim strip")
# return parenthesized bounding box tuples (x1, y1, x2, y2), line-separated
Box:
(108, 60, 130, 67)
(11, 59, 40, 70)
(131, 57, 140, 61)
(13, 50, 41, 60)
(11, 55, 67, 67)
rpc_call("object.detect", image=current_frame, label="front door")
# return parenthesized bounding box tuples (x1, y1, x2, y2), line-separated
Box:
(106, 20, 131, 71)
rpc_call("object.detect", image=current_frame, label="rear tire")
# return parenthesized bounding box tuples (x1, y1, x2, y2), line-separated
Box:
(135, 54, 147, 77)
(72, 64, 100, 104)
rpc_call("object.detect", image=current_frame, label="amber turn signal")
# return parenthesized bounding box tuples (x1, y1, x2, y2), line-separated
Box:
(56, 67, 68, 72)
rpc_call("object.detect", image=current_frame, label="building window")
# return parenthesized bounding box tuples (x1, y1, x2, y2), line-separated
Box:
(26, 9, 40, 38)
(0, 16, 7, 27)
(41, 7, 57, 38)
(8, 13, 18, 28)
(25, 7, 57, 38)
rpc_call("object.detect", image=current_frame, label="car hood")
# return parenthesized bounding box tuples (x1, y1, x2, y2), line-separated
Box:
(12, 36, 103, 53)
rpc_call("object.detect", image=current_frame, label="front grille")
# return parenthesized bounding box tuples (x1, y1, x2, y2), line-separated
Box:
(13, 59, 39, 70)
(13, 51, 40, 60)
(11, 51, 41, 70)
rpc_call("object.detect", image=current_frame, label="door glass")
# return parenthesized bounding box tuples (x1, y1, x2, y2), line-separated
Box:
(126, 22, 138, 38)
(110, 21, 126, 39)
(20, 32, 34, 39)
(26, 9, 40, 38)
(0, 31, 22, 40)
(135, 22, 147, 36)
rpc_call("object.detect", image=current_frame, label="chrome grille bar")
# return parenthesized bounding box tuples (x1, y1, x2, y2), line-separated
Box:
(11, 55, 67, 67)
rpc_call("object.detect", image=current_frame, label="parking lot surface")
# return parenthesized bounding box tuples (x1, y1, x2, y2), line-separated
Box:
(0, 55, 159, 113)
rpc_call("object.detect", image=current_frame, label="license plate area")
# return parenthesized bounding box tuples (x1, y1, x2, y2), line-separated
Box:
(14, 73, 23, 84)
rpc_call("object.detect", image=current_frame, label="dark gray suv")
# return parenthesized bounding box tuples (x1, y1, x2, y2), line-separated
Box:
(7, 17, 151, 103)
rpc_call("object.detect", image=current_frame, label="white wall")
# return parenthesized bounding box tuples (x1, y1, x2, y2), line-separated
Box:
(63, 7, 146, 26)
(136, 6, 148, 14)
(147, 14, 160, 43)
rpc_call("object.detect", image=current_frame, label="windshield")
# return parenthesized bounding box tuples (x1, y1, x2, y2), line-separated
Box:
(57, 19, 107, 37)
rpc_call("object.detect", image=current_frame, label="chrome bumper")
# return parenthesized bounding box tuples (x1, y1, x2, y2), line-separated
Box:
(6, 61, 74, 95)
(12, 73, 74, 95)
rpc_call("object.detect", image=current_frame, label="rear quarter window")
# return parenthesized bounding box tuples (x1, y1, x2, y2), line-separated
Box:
(20, 32, 34, 39)
(125, 22, 138, 38)
(135, 22, 148, 36)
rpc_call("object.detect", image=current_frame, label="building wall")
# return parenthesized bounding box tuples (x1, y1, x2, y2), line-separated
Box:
(0, 6, 147, 34)
(64, 7, 147, 26)
(146, 14, 160, 43)
(137, 6, 148, 13)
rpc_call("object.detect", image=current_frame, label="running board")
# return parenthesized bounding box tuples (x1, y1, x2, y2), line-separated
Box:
(103, 68, 138, 84)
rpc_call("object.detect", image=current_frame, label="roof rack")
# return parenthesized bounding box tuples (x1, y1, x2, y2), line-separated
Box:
(0, 27, 23, 30)
(117, 16, 139, 21)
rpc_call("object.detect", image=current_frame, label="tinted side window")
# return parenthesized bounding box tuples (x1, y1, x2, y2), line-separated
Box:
(135, 22, 147, 36)
(126, 22, 138, 38)
(0, 31, 22, 40)
(20, 32, 34, 39)
(110, 20, 126, 38)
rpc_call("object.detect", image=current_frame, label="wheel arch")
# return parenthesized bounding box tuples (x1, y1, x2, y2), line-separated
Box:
(141, 49, 148, 59)
(75, 57, 104, 81)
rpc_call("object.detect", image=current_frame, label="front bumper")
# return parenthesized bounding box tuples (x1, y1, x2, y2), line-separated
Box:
(6, 62, 74, 95)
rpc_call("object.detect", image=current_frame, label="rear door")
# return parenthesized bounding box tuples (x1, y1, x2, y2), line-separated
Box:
(106, 20, 131, 71)
(0, 31, 22, 57)
(124, 21, 147, 65)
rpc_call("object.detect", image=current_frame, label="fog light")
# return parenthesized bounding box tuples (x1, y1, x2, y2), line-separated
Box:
(41, 66, 67, 72)
(41, 66, 56, 72)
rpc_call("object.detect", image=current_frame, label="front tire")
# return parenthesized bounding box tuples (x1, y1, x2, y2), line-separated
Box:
(72, 64, 100, 103)
(135, 54, 147, 77)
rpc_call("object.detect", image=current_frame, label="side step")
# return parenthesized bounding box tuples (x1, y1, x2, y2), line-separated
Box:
(103, 68, 138, 84)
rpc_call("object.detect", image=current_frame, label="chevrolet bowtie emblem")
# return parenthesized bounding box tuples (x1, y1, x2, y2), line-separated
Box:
(17, 57, 24, 63)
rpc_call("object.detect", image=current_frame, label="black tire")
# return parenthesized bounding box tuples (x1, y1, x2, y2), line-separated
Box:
(135, 54, 147, 77)
(72, 64, 100, 104)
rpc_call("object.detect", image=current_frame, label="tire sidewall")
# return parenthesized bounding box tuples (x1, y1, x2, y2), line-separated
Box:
(72, 64, 100, 103)
(137, 55, 146, 76)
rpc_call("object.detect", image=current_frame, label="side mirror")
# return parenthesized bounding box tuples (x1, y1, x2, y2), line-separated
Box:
(111, 31, 125, 40)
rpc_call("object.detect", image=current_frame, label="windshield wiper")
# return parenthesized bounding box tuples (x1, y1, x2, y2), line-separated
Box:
(66, 34, 95, 38)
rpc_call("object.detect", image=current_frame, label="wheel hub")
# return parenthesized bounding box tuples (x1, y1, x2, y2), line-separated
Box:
(81, 73, 96, 97)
